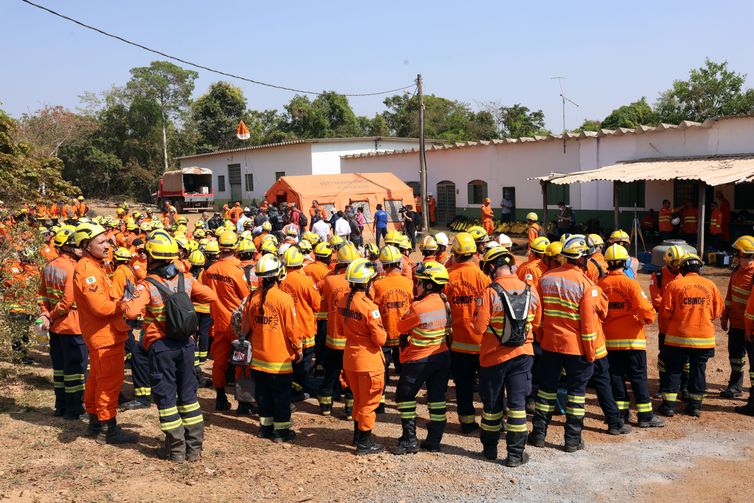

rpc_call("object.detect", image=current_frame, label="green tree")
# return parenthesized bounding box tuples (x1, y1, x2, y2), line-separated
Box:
(282, 91, 363, 138)
(192, 81, 248, 151)
(574, 119, 602, 132)
(497, 104, 548, 138)
(655, 59, 754, 123)
(127, 61, 198, 170)
(601, 97, 657, 129)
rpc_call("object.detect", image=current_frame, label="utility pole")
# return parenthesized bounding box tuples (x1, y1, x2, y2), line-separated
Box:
(417, 74, 430, 233)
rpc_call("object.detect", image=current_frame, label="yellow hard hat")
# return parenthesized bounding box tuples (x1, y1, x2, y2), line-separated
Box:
(680, 254, 703, 269)
(116, 207, 125, 215)
(188, 250, 206, 267)
(283, 247, 304, 268)
(337, 242, 359, 264)
(297, 239, 312, 253)
(126, 222, 139, 231)
(314, 242, 332, 258)
(364, 243, 379, 258)
(204, 240, 220, 255)
(194, 220, 205, 229)
(53, 225, 77, 248)
(604, 244, 630, 262)
(260, 239, 278, 255)
(218, 231, 239, 249)
(73, 222, 106, 247)
(398, 236, 412, 251)
(262, 234, 279, 246)
(261, 221, 272, 231)
(285, 226, 298, 237)
(224, 221, 234, 230)
(153, 222, 164, 230)
(561, 235, 589, 259)
(256, 254, 281, 278)
(345, 258, 378, 284)
(415, 261, 450, 285)
(174, 235, 190, 251)
(77, 196, 84, 201)
(188, 240, 199, 252)
(420, 235, 438, 251)
(329, 235, 346, 249)
(140, 222, 153, 232)
(588, 234, 605, 247)
(303, 231, 320, 245)
(113, 247, 133, 262)
(238, 237, 257, 254)
(559, 232, 572, 244)
(526, 212, 538, 222)
(545, 241, 564, 258)
(452, 232, 477, 256)
(664, 245, 688, 266)
(467, 225, 489, 243)
(193, 228, 206, 239)
(379, 245, 402, 265)
(384, 229, 403, 245)
(145, 230, 178, 260)
(732, 235, 754, 255)
(481, 246, 514, 265)
(240, 230, 252, 240)
(530, 236, 550, 255)
(176, 216, 188, 225)
(609, 229, 630, 244)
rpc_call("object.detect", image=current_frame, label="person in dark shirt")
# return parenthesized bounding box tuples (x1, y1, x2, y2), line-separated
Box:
(403, 204, 418, 250)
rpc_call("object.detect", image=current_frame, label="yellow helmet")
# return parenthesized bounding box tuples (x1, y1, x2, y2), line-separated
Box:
(113, 247, 133, 262)
(116, 207, 125, 215)
(77, 195, 85, 201)
(561, 235, 589, 259)
(263, 234, 279, 246)
(337, 243, 359, 264)
(481, 246, 514, 265)
(238, 238, 257, 255)
(345, 258, 378, 284)
(255, 254, 281, 278)
(285, 226, 298, 237)
(53, 225, 77, 248)
(609, 229, 630, 244)
(74, 222, 106, 247)
(145, 230, 178, 260)
(188, 250, 206, 267)
(304, 232, 320, 245)
(260, 239, 278, 255)
(420, 235, 438, 252)
(240, 230, 252, 240)
(261, 221, 272, 231)
(588, 234, 605, 247)
(139, 222, 153, 233)
(329, 235, 346, 249)
(194, 220, 205, 229)
(545, 241, 564, 258)
(126, 222, 139, 232)
(452, 232, 477, 256)
(605, 244, 630, 262)
(467, 225, 489, 243)
(174, 235, 190, 251)
(153, 222, 165, 230)
(314, 242, 333, 258)
(283, 247, 304, 268)
(559, 233, 572, 244)
(297, 239, 312, 253)
(188, 240, 199, 252)
(384, 229, 403, 245)
(218, 231, 239, 250)
(224, 221, 235, 230)
(379, 245, 402, 265)
(680, 254, 703, 270)
(364, 243, 379, 258)
(38, 226, 49, 235)
(399, 236, 412, 251)
(664, 245, 688, 266)
(526, 212, 539, 222)
(732, 235, 754, 255)
(204, 240, 220, 255)
(193, 228, 206, 239)
(415, 261, 450, 285)
(176, 216, 188, 225)
(530, 236, 550, 255)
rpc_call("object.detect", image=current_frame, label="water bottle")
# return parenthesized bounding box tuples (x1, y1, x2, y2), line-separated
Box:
(34, 318, 49, 347)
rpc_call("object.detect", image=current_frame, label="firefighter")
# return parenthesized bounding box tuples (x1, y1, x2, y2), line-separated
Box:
(481, 198, 495, 236)
(740, 249, 754, 414)
(526, 212, 542, 251)
(608, 230, 637, 279)
(373, 245, 414, 413)
(658, 254, 724, 417)
(304, 242, 333, 373)
(398, 236, 415, 282)
(530, 235, 601, 452)
(599, 244, 664, 428)
(680, 199, 699, 244)
(585, 234, 608, 282)
(445, 232, 491, 432)
(419, 236, 438, 262)
(542, 241, 564, 270)
(317, 243, 359, 417)
(280, 247, 321, 400)
(658, 200, 674, 240)
(2, 247, 38, 364)
(721, 236, 754, 399)
(188, 249, 212, 386)
(517, 236, 549, 287)
(474, 247, 541, 466)
(339, 258, 388, 455)
(72, 222, 137, 444)
(202, 230, 250, 411)
(242, 254, 301, 442)
(121, 230, 217, 462)
(435, 233, 450, 265)
(39, 225, 87, 419)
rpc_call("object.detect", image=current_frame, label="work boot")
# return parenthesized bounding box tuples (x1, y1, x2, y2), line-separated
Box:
(480, 429, 500, 461)
(460, 422, 479, 434)
(96, 419, 138, 445)
(528, 412, 549, 447)
(356, 430, 384, 456)
(685, 404, 701, 417)
(257, 425, 274, 439)
(720, 386, 743, 399)
(352, 421, 359, 445)
(85, 414, 102, 437)
(63, 391, 86, 420)
(391, 418, 420, 455)
(236, 401, 254, 415)
(344, 399, 353, 420)
(184, 422, 204, 462)
(375, 403, 386, 414)
(503, 431, 529, 468)
(118, 392, 130, 405)
(563, 440, 585, 453)
(120, 399, 150, 412)
(734, 402, 754, 416)
(657, 401, 675, 417)
(607, 422, 633, 435)
(638, 415, 665, 428)
(722, 370, 744, 398)
(215, 388, 231, 411)
(273, 429, 297, 443)
(53, 388, 66, 417)
(420, 419, 446, 452)
(163, 428, 187, 464)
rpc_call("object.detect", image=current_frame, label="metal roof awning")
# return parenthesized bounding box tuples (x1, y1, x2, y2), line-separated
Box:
(533, 154, 754, 187)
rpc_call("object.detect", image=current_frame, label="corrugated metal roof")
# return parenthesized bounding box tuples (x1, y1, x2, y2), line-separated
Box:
(532, 154, 754, 187)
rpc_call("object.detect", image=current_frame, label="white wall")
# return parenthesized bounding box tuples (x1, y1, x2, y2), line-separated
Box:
(310, 140, 421, 175)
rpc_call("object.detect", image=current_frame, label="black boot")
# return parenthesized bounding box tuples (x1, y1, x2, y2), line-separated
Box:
(420, 420, 445, 452)
(356, 430, 384, 456)
(503, 431, 529, 467)
(184, 422, 204, 462)
(273, 429, 297, 443)
(120, 398, 150, 412)
(215, 388, 231, 411)
(85, 414, 101, 437)
(53, 388, 66, 417)
(236, 401, 254, 415)
(352, 421, 359, 446)
(563, 415, 584, 453)
(391, 418, 420, 455)
(528, 409, 550, 447)
(721, 371, 744, 398)
(96, 418, 138, 445)
(480, 429, 500, 461)
(63, 391, 86, 420)
(734, 400, 754, 416)
(257, 424, 274, 439)
(163, 427, 187, 463)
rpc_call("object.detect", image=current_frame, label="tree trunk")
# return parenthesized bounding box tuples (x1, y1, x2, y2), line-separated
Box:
(162, 112, 169, 173)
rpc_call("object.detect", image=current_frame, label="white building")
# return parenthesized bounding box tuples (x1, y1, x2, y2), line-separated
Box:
(340, 116, 754, 230)
(177, 137, 431, 206)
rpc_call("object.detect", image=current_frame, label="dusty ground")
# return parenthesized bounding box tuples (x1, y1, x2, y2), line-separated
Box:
(3, 203, 753, 502)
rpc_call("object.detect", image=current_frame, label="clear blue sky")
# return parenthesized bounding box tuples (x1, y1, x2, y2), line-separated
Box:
(3, 1, 754, 131)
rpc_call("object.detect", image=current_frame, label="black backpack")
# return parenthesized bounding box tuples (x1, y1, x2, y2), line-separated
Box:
(488, 283, 532, 346)
(145, 272, 198, 341)
(297, 210, 308, 229)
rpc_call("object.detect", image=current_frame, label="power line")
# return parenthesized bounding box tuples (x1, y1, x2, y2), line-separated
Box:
(20, 0, 416, 98)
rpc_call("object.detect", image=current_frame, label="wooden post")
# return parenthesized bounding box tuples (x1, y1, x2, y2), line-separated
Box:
(417, 74, 430, 233)
(613, 181, 620, 229)
(541, 180, 548, 230)
(698, 183, 706, 256)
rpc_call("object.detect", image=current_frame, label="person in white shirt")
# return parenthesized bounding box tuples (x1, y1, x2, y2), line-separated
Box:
(312, 217, 331, 243)
(334, 210, 351, 239)
(236, 208, 252, 233)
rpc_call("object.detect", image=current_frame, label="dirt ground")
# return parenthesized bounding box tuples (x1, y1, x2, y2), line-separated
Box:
(2, 203, 753, 502)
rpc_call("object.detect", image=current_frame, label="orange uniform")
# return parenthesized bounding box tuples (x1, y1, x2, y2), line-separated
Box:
(660, 272, 724, 349)
(481, 204, 494, 235)
(339, 290, 387, 431)
(649, 265, 682, 334)
(39, 254, 80, 334)
(75, 202, 88, 217)
(40, 243, 59, 263)
(320, 271, 351, 350)
(446, 261, 491, 354)
(472, 273, 541, 368)
(598, 270, 656, 350)
(517, 257, 547, 287)
(709, 207, 723, 235)
(537, 263, 603, 361)
(724, 262, 754, 330)
(243, 285, 300, 373)
(681, 206, 698, 234)
(658, 207, 673, 233)
(400, 254, 414, 282)
(280, 268, 321, 349)
(373, 270, 414, 347)
(586, 252, 608, 283)
(111, 263, 136, 300)
(2, 260, 38, 315)
(304, 260, 331, 321)
(130, 256, 147, 281)
(527, 223, 542, 249)
(73, 256, 130, 421)
(396, 292, 450, 362)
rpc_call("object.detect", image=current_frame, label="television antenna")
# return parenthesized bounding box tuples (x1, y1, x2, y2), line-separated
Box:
(551, 76, 579, 152)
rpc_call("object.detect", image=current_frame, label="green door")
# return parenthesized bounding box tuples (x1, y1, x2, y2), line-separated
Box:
(437, 181, 456, 225)
(228, 164, 242, 203)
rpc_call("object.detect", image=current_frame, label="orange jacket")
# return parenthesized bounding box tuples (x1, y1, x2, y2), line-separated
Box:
(40, 244, 59, 263)
(49, 203, 60, 217)
(130, 256, 147, 282)
(373, 270, 414, 346)
(122, 272, 218, 350)
(400, 254, 414, 282)
(2, 260, 38, 314)
(244, 285, 300, 374)
(191, 269, 211, 314)
(229, 206, 243, 224)
(446, 260, 491, 353)
(61, 204, 76, 220)
(537, 263, 602, 361)
(709, 208, 723, 235)
(72, 256, 129, 349)
(681, 206, 698, 234)
(202, 256, 250, 335)
(473, 273, 540, 368)
(660, 272, 723, 349)
(339, 290, 387, 373)
(75, 202, 88, 217)
(320, 270, 350, 349)
(724, 262, 754, 330)
(39, 253, 80, 334)
(253, 231, 269, 251)
(586, 253, 608, 283)
(304, 260, 331, 320)
(280, 268, 321, 349)
(649, 265, 681, 333)
(658, 207, 673, 232)
(527, 223, 542, 249)
(517, 258, 547, 287)
(481, 204, 493, 222)
(598, 270, 655, 350)
(111, 263, 136, 300)
(397, 292, 451, 363)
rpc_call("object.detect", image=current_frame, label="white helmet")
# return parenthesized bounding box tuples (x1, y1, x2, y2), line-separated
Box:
(671, 217, 681, 226)
(434, 232, 449, 247)
(278, 243, 291, 257)
(498, 233, 513, 248)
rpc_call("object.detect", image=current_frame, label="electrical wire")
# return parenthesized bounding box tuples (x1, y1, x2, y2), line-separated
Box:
(20, 0, 416, 97)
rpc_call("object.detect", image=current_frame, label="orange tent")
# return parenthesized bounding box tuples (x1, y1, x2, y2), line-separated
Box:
(264, 172, 414, 230)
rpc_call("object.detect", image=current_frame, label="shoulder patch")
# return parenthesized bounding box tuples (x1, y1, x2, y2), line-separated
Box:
(525, 273, 533, 281)
(591, 288, 598, 297)
(85, 276, 97, 285)
(640, 291, 648, 299)
(11, 268, 19, 274)
(371, 309, 381, 319)
(475, 297, 483, 307)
